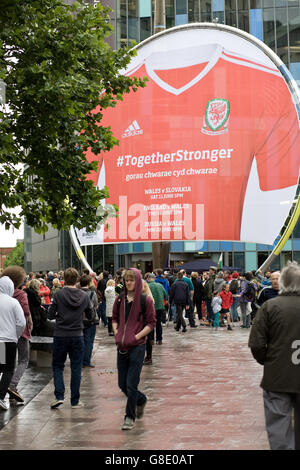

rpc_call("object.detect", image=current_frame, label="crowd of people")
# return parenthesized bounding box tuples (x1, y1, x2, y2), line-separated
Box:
(0, 262, 299, 448)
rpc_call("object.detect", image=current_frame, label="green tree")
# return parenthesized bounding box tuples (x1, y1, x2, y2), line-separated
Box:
(0, 0, 146, 234)
(4, 241, 24, 268)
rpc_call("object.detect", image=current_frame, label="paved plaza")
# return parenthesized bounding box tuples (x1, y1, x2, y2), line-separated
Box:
(0, 322, 269, 451)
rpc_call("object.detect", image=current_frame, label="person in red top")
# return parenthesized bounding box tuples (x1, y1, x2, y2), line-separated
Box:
(0, 266, 33, 403)
(39, 279, 51, 307)
(219, 284, 233, 331)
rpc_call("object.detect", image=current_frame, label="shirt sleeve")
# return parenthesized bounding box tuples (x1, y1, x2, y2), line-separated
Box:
(248, 303, 268, 364)
(14, 302, 26, 338)
(255, 74, 300, 191)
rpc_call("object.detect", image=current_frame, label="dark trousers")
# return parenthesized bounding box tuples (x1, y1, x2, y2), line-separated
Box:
(175, 304, 186, 330)
(146, 330, 154, 359)
(83, 325, 96, 366)
(187, 299, 196, 327)
(52, 336, 84, 406)
(0, 342, 17, 400)
(107, 317, 113, 334)
(97, 300, 107, 326)
(155, 309, 164, 341)
(117, 344, 146, 420)
(263, 390, 300, 450)
(194, 300, 203, 320)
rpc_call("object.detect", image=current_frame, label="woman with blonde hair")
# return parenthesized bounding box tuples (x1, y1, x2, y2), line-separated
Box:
(105, 279, 117, 336)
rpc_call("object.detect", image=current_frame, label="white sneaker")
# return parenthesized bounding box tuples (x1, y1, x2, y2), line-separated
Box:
(50, 399, 64, 409)
(71, 401, 84, 409)
(122, 417, 135, 430)
(0, 399, 8, 411)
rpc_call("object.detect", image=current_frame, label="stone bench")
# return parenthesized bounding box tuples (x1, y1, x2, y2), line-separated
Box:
(29, 336, 53, 367)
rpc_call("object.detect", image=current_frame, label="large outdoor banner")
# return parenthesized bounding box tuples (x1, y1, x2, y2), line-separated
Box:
(77, 23, 300, 246)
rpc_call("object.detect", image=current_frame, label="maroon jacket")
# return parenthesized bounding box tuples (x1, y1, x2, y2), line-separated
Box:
(112, 268, 156, 351)
(13, 288, 32, 340)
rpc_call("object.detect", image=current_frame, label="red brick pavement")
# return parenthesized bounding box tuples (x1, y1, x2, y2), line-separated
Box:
(0, 322, 269, 450)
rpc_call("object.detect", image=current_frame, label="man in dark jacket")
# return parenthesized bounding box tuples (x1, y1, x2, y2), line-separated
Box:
(257, 271, 280, 306)
(48, 268, 93, 410)
(97, 270, 109, 326)
(169, 272, 190, 333)
(112, 268, 156, 431)
(248, 261, 300, 450)
(203, 267, 216, 325)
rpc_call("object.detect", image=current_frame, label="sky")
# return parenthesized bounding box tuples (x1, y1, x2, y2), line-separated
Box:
(0, 223, 24, 247)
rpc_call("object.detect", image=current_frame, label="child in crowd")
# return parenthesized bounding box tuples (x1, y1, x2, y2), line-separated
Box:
(105, 279, 117, 336)
(212, 291, 222, 330)
(219, 284, 233, 331)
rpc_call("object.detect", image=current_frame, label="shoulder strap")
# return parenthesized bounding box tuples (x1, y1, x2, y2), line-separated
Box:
(116, 292, 147, 325)
(116, 291, 125, 323)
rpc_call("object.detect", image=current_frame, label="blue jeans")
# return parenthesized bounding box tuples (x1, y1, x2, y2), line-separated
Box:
(52, 336, 84, 406)
(97, 300, 107, 326)
(170, 303, 176, 323)
(206, 299, 214, 322)
(117, 344, 146, 420)
(230, 297, 239, 322)
(83, 325, 96, 366)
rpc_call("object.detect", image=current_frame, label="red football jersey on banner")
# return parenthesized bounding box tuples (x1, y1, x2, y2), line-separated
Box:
(85, 45, 300, 243)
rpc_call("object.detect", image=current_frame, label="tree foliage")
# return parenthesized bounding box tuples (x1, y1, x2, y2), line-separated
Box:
(0, 0, 146, 233)
(4, 241, 24, 268)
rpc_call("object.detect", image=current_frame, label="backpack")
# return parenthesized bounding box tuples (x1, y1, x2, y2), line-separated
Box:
(83, 291, 97, 327)
(229, 279, 239, 294)
(244, 282, 256, 302)
(116, 292, 147, 326)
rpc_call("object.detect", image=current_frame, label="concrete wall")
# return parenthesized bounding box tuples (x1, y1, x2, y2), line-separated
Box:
(31, 227, 61, 272)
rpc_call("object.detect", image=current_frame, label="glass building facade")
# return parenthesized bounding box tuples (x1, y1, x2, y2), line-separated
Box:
(24, 0, 300, 274)
(107, 0, 300, 90)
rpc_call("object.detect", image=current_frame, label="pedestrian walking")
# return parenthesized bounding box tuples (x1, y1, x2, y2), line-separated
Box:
(211, 291, 222, 330)
(97, 271, 109, 327)
(142, 279, 155, 365)
(169, 271, 190, 333)
(237, 272, 257, 328)
(112, 268, 156, 430)
(147, 273, 167, 345)
(219, 284, 233, 330)
(48, 268, 93, 409)
(249, 261, 300, 450)
(1, 266, 33, 404)
(79, 275, 98, 368)
(229, 272, 240, 322)
(203, 266, 217, 325)
(0, 277, 26, 411)
(105, 279, 117, 336)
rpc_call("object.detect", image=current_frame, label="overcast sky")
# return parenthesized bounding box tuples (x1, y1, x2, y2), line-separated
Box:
(0, 223, 24, 247)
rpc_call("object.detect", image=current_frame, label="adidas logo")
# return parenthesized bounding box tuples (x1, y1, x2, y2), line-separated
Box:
(122, 120, 143, 138)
